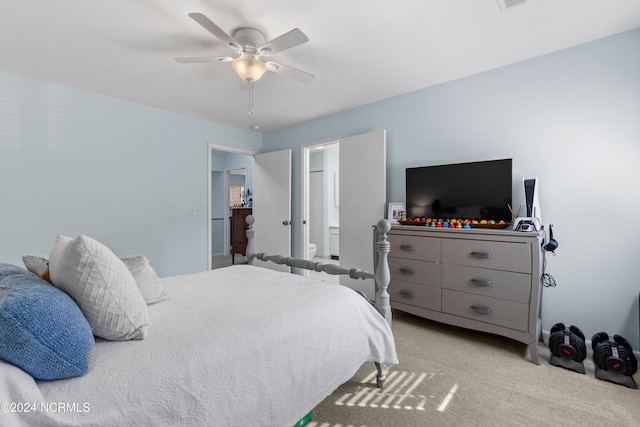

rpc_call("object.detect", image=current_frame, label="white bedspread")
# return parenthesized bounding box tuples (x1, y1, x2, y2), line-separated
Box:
(0, 265, 398, 426)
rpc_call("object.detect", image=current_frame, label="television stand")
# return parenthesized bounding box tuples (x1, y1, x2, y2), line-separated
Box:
(387, 225, 544, 364)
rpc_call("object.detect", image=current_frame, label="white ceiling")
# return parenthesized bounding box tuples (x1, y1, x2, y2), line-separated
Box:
(1, 0, 639, 133)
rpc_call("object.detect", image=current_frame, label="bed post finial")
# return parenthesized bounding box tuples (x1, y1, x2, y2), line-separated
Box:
(246, 215, 255, 265)
(375, 219, 392, 326)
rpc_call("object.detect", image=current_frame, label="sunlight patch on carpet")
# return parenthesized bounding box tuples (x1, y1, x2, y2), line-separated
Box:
(436, 383, 458, 412)
(331, 369, 458, 412)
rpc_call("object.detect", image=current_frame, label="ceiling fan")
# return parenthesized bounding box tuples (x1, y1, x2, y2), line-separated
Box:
(175, 13, 314, 84)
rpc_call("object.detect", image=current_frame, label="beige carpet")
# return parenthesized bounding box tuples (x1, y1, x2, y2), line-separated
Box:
(310, 310, 640, 427)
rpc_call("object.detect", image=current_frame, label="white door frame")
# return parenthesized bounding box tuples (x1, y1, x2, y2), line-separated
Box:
(299, 137, 341, 276)
(207, 143, 257, 270)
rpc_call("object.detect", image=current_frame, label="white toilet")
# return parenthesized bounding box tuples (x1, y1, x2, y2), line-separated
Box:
(308, 243, 317, 259)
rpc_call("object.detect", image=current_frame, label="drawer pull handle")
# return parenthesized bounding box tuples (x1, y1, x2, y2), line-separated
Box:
(470, 278, 493, 287)
(399, 267, 415, 275)
(471, 251, 493, 259)
(400, 244, 416, 252)
(471, 304, 493, 315)
(399, 290, 416, 299)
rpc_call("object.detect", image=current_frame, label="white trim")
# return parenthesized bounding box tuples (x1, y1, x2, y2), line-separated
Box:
(209, 142, 257, 156)
(207, 143, 258, 271)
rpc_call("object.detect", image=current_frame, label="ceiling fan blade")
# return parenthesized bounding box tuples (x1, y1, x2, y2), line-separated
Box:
(188, 13, 240, 51)
(258, 28, 308, 56)
(175, 56, 233, 63)
(266, 61, 314, 83)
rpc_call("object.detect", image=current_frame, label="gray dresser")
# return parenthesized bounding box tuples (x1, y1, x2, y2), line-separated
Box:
(388, 225, 543, 364)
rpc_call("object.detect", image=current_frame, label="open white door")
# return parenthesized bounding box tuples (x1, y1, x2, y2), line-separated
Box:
(252, 149, 292, 272)
(339, 130, 386, 299)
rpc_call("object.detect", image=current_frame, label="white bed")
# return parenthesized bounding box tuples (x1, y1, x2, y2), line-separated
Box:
(0, 218, 397, 426)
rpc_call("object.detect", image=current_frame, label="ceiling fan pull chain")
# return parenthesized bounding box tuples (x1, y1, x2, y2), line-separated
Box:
(248, 79, 255, 116)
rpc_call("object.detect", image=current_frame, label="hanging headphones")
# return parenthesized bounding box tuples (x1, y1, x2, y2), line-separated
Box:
(592, 332, 638, 377)
(543, 224, 559, 252)
(548, 323, 587, 362)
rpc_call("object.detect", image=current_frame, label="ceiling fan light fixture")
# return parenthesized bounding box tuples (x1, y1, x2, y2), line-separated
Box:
(231, 55, 268, 82)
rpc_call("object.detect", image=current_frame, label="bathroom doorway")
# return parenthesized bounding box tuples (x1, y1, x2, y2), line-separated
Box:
(300, 130, 386, 298)
(300, 138, 339, 277)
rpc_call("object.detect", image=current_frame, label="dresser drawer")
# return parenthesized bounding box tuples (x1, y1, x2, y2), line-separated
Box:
(389, 257, 441, 286)
(442, 239, 530, 273)
(442, 265, 531, 303)
(388, 234, 441, 262)
(390, 280, 442, 311)
(442, 290, 529, 332)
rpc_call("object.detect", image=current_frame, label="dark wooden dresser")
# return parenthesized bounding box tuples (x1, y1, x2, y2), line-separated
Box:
(230, 208, 252, 264)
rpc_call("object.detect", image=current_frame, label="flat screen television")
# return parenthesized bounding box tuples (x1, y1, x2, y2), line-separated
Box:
(406, 158, 512, 221)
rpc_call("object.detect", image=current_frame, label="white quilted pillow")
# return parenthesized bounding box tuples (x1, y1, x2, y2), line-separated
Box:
(48, 235, 150, 341)
(120, 255, 167, 304)
(23, 254, 167, 305)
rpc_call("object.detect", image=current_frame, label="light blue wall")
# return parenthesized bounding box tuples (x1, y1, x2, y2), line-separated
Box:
(264, 29, 640, 348)
(0, 71, 262, 276)
(218, 152, 255, 200)
(211, 170, 225, 253)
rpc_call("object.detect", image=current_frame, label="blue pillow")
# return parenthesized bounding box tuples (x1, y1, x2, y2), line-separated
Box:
(0, 263, 95, 380)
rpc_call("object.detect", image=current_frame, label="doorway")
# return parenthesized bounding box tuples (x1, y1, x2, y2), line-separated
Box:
(300, 138, 339, 276)
(300, 130, 386, 298)
(207, 143, 257, 270)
